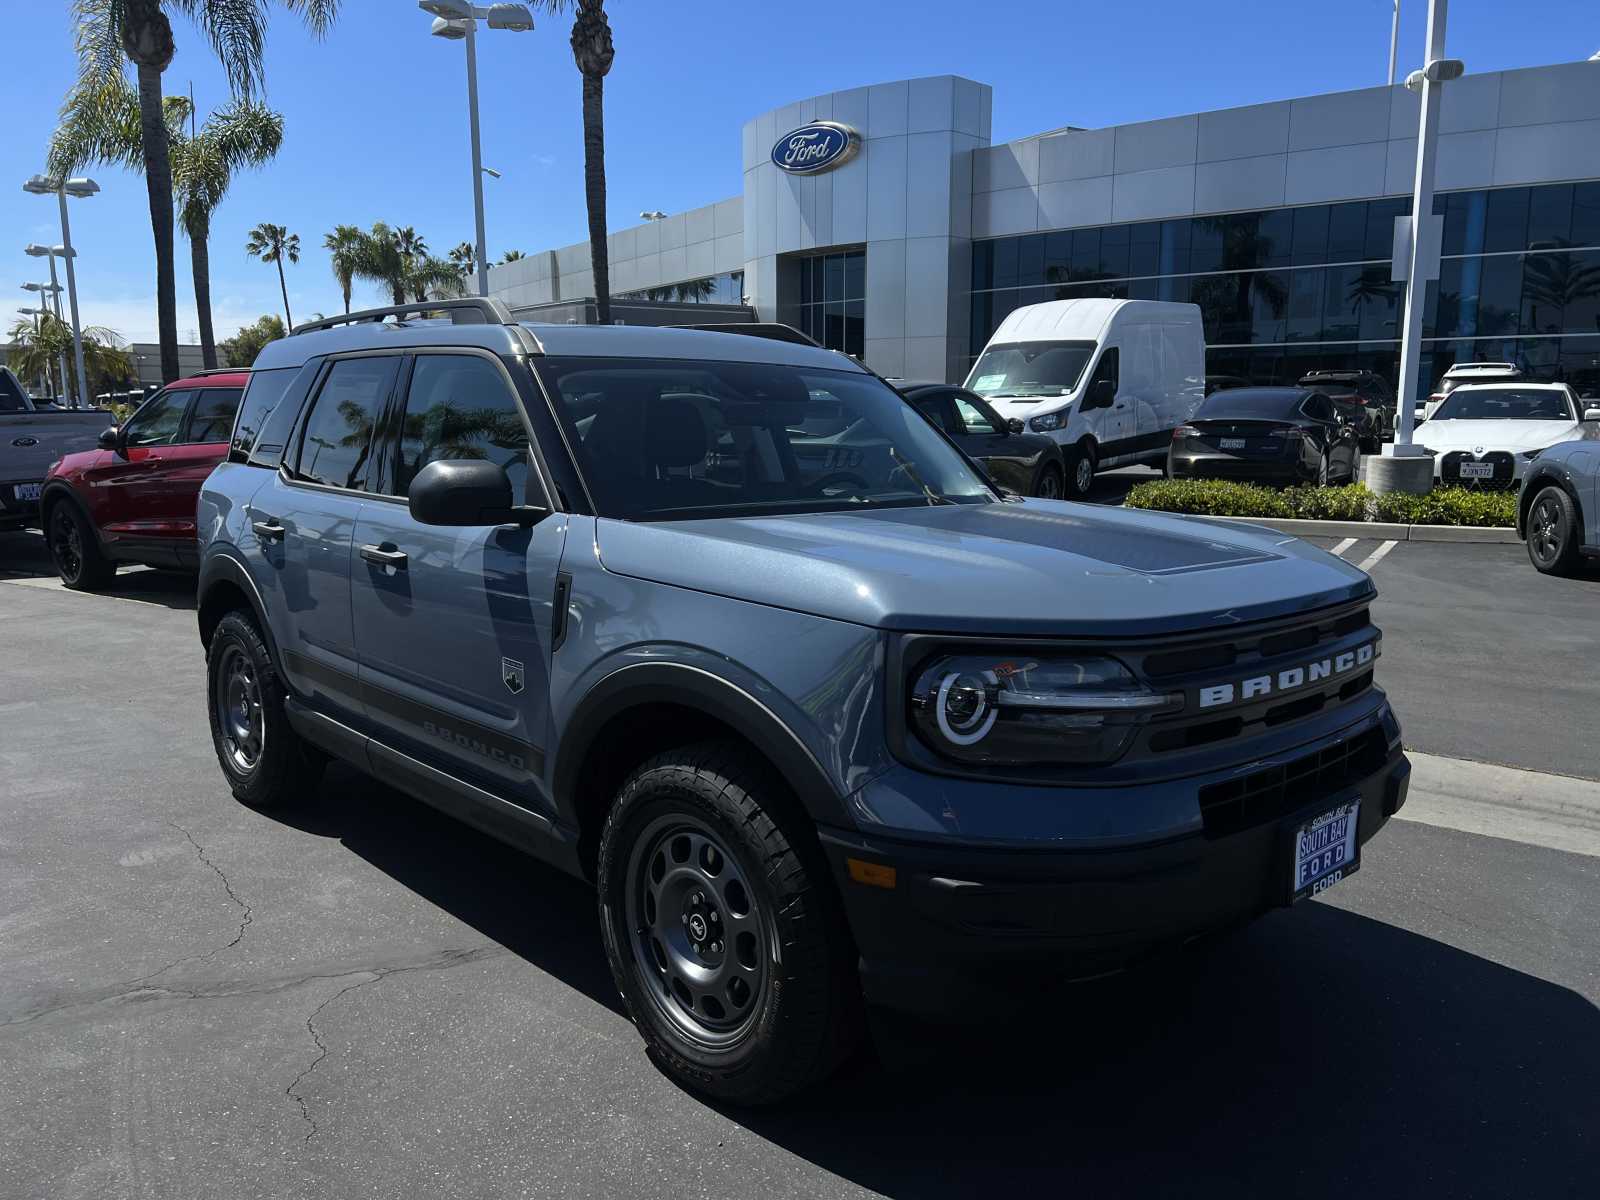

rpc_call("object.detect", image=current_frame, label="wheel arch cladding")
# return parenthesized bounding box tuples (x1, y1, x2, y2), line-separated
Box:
(197, 552, 279, 665)
(556, 662, 853, 877)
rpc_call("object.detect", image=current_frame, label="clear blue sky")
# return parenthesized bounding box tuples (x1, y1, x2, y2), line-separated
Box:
(2, 0, 1596, 345)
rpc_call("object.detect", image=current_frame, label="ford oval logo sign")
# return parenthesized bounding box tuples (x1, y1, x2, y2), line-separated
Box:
(770, 121, 861, 175)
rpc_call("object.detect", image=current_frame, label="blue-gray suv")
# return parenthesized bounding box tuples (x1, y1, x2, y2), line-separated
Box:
(197, 299, 1410, 1105)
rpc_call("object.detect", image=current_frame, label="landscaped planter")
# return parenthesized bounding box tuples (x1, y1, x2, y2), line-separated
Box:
(1123, 480, 1517, 529)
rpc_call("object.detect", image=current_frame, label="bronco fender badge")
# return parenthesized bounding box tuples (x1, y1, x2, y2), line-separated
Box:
(502, 657, 524, 695)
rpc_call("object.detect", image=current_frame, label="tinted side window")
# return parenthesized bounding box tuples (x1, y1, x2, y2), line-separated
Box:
(394, 355, 533, 503)
(232, 367, 298, 459)
(183, 387, 244, 443)
(1092, 348, 1120, 392)
(1304, 395, 1334, 421)
(294, 358, 397, 490)
(911, 393, 958, 433)
(953, 395, 1000, 435)
(125, 390, 191, 446)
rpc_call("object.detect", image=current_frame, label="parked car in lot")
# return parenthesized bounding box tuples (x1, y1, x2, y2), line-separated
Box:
(197, 299, 1408, 1105)
(896, 381, 1066, 497)
(1414, 382, 1586, 490)
(0, 366, 113, 533)
(1169, 386, 1361, 486)
(1517, 407, 1600, 574)
(40, 369, 247, 588)
(965, 298, 1205, 498)
(1421, 361, 1521, 423)
(1299, 369, 1394, 452)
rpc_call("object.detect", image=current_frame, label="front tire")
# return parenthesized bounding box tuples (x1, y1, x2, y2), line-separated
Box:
(46, 500, 115, 591)
(597, 742, 860, 1106)
(206, 610, 324, 809)
(1033, 464, 1063, 500)
(1064, 441, 1097, 499)
(1526, 486, 1581, 576)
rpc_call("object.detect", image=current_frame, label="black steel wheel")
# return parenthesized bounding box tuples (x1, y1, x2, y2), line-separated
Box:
(1526, 486, 1580, 576)
(598, 741, 861, 1105)
(206, 610, 325, 809)
(46, 501, 114, 591)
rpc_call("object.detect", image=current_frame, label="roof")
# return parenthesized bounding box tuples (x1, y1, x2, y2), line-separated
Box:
(986, 298, 1200, 345)
(1448, 380, 1569, 391)
(172, 370, 250, 388)
(1442, 362, 1520, 376)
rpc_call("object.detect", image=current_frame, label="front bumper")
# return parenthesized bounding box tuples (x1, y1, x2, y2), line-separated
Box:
(821, 727, 1409, 1018)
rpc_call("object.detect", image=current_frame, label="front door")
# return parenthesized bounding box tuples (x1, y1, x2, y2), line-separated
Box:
(90, 387, 193, 554)
(948, 390, 1035, 493)
(1082, 347, 1129, 460)
(249, 355, 399, 726)
(350, 351, 566, 813)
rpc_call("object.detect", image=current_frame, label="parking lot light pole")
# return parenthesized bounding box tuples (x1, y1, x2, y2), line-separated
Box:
(22, 281, 68, 401)
(420, 1, 535, 299)
(26, 248, 73, 399)
(1388, 1, 1401, 85)
(23, 176, 98, 409)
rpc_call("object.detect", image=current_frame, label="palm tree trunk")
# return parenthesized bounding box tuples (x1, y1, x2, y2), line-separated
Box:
(581, 70, 611, 324)
(191, 217, 217, 369)
(135, 62, 180, 384)
(343, 281, 352, 314)
(392, 281, 406, 306)
(276, 257, 293, 329)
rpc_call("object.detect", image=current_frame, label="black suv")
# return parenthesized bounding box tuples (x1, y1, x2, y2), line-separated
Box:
(1298, 370, 1394, 453)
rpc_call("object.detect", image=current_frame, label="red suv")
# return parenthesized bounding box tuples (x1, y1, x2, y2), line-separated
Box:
(40, 370, 247, 589)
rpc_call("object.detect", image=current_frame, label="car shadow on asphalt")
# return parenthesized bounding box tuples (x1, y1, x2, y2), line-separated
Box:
(268, 764, 1596, 1198)
(0, 531, 197, 610)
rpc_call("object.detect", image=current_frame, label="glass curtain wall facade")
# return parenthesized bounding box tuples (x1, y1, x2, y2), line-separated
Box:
(616, 269, 746, 305)
(796, 249, 866, 358)
(970, 181, 1600, 396)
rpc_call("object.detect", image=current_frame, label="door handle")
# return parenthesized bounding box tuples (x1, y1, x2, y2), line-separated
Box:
(1114, 403, 1126, 410)
(359, 543, 408, 570)
(251, 518, 285, 542)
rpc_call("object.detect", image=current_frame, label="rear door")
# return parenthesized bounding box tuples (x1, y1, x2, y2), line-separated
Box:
(350, 350, 566, 811)
(249, 355, 399, 725)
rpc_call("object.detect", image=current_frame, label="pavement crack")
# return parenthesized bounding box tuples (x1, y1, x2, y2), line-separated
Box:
(168, 820, 254, 960)
(283, 946, 501, 1143)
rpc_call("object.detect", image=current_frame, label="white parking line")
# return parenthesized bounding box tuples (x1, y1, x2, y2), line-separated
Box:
(1330, 537, 1359, 557)
(1399, 751, 1600, 859)
(1355, 540, 1398, 572)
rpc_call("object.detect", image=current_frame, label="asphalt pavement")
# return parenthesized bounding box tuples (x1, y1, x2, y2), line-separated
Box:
(1, 520, 1597, 1200)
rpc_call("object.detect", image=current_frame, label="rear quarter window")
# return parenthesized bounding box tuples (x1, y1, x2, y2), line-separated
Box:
(229, 367, 299, 462)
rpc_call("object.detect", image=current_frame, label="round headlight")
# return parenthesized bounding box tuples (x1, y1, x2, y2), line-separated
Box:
(934, 671, 997, 744)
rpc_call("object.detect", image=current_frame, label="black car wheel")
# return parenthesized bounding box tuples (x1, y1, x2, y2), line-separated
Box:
(1064, 441, 1096, 498)
(1033, 464, 1063, 499)
(1526, 486, 1581, 576)
(206, 610, 325, 809)
(598, 741, 860, 1106)
(46, 501, 115, 591)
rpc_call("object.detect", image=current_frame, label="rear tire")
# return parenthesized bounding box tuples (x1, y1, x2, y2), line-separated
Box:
(1064, 441, 1097, 499)
(597, 741, 861, 1106)
(1526, 486, 1581, 576)
(206, 610, 324, 810)
(46, 500, 115, 591)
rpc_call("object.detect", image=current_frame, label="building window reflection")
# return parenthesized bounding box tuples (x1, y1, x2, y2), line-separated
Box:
(796, 249, 865, 358)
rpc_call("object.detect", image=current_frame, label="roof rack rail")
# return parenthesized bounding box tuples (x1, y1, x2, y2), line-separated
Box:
(685, 322, 821, 348)
(184, 366, 251, 377)
(292, 297, 514, 336)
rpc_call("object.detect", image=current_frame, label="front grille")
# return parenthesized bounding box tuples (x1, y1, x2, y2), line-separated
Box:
(1197, 727, 1389, 838)
(1439, 450, 1516, 490)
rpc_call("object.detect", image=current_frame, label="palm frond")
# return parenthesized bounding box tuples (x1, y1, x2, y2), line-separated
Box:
(71, 0, 131, 93)
(167, 0, 271, 97)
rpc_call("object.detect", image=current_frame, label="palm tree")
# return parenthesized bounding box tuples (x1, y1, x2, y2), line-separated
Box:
(51, 77, 283, 369)
(394, 226, 428, 264)
(342, 223, 466, 307)
(69, 0, 339, 384)
(500, 249, 526, 264)
(323, 224, 365, 314)
(449, 241, 476, 278)
(246, 223, 300, 328)
(6, 312, 134, 402)
(533, 1, 614, 321)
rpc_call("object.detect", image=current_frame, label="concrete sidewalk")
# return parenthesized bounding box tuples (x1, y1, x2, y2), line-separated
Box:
(1398, 750, 1600, 858)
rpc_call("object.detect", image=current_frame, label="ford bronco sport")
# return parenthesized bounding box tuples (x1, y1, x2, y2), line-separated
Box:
(196, 299, 1410, 1105)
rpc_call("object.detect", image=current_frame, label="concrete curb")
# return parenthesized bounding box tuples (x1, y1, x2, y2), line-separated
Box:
(1166, 514, 1521, 543)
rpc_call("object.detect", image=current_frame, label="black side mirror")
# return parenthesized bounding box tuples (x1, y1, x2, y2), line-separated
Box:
(408, 459, 547, 528)
(1007, 417, 1025, 435)
(97, 426, 120, 452)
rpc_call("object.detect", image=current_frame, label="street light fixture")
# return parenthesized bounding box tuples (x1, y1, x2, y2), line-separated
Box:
(482, 166, 502, 179)
(21, 174, 97, 409)
(421, 0, 534, 298)
(639, 210, 668, 222)
(25, 245, 74, 407)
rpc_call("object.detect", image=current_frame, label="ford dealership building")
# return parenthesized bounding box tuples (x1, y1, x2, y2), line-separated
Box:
(488, 60, 1600, 393)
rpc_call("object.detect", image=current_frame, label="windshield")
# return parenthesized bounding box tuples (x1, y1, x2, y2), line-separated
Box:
(1195, 389, 1304, 420)
(1432, 388, 1574, 422)
(536, 357, 994, 521)
(966, 341, 1095, 400)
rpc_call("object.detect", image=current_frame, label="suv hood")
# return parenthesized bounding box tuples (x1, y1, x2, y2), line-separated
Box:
(1418, 418, 1577, 453)
(592, 501, 1372, 636)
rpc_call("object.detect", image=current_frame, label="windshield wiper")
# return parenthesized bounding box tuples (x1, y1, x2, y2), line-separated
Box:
(888, 447, 949, 506)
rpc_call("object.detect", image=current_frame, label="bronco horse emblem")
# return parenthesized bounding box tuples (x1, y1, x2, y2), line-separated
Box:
(502, 657, 524, 695)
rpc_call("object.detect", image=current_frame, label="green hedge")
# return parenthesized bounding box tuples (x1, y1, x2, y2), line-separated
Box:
(1124, 479, 1517, 527)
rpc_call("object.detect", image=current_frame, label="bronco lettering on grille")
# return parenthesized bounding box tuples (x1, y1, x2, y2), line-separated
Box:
(1198, 641, 1376, 710)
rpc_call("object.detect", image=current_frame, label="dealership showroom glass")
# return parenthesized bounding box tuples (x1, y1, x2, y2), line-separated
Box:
(489, 60, 1600, 395)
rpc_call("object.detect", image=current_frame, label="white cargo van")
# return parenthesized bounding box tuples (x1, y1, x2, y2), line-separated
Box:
(964, 299, 1205, 497)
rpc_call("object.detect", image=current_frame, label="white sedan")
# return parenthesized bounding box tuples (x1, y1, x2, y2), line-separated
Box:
(1415, 382, 1594, 487)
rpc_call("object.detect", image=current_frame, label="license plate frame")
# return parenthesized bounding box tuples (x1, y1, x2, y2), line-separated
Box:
(13, 483, 41, 503)
(1288, 795, 1361, 902)
(1458, 461, 1494, 479)
(1219, 437, 1247, 450)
